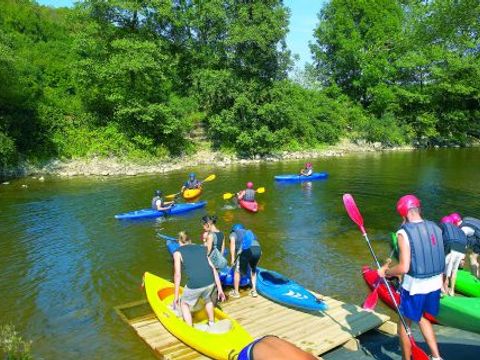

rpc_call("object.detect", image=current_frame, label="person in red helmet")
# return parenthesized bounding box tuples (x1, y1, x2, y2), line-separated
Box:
(439, 215, 468, 295)
(237, 182, 256, 202)
(378, 194, 444, 360)
(452, 212, 480, 278)
(299, 162, 313, 176)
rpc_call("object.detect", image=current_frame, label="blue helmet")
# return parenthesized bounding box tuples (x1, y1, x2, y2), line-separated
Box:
(155, 190, 162, 196)
(231, 223, 244, 232)
(189, 172, 196, 178)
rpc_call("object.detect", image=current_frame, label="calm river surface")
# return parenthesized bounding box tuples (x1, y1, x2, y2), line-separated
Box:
(1, 148, 480, 359)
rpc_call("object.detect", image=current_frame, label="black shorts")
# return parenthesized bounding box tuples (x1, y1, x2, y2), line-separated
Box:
(239, 246, 262, 275)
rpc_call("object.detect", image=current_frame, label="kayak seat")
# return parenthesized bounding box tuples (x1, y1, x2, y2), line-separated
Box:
(260, 271, 290, 285)
(193, 319, 232, 334)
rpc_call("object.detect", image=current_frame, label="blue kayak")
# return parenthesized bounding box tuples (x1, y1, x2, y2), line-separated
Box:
(274, 172, 328, 182)
(115, 201, 207, 220)
(256, 267, 328, 312)
(159, 233, 250, 287)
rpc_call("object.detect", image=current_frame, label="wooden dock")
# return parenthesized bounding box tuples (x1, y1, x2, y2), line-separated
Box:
(115, 291, 391, 360)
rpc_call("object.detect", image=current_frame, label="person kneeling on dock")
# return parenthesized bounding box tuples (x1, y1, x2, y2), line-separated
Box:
(229, 224, 262, 298)
(238, 336, 316, 360)
(378, 195, 444, 360)
(173, 231, 226, 327)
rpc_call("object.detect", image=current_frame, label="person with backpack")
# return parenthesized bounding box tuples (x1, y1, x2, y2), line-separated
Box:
(202, 215, 228, 271)
(451, 212, 480, 279)
(229, 223, 262, 298)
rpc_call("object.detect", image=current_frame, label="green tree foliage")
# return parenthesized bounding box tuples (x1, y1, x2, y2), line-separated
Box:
(311, 0, 480, 146)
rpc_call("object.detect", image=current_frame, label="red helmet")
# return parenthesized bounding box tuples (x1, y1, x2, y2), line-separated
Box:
(396, 194, 421, 217)
(306, 162, 312, 168)
(449, 212, 462, 225)
(440, 215, 453, 224)
(246, 182, 253, 189)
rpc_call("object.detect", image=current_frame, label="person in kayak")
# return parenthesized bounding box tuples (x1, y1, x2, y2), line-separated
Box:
(229, 223, 262, 298)
(181, 173, 201, 193)
(202, 215, 228, 270)
(151, 190, 174, 211)
(299, 162, 313, 176)
(440, 215, 467, 296)
(452, 213, 480, 279)
(172, 231, 226, 327)
(378, 195, 444, 360)
(237, 182, 256, 202)
(238, 336, 316, 360)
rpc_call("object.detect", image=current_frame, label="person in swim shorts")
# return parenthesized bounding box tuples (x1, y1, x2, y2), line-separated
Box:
(238, 336, 316, 360)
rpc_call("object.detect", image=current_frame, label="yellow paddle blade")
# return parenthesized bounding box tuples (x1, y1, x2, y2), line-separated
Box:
(165, 193, 179, 200)
(223, 192, 235, 200)
(256, 187, 265, 194)
(203, 174, 216, 183)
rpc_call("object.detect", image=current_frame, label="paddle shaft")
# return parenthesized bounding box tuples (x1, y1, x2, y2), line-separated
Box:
(362, 232, 413, 337)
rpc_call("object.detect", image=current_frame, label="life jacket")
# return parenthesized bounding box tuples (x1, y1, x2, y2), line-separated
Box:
(440, 222, 468, 254)
(185, 179, 199, 189)
(151, 196, 162, 210)
(304, 168, 313, 176)
(461, 217, 480, 252)
(243, 189, 256, 202)
(401, 220, 445, 279)
(234, 229, 260, 251)
(210, 231, 224, 252)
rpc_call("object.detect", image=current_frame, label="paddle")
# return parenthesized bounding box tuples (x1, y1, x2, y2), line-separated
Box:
(223, 187, 265, 200)
(165, 174, 216, 200)
(342, 193, 429, 360)
(362, 247, 395, 311)
(157, 233, 177, 242)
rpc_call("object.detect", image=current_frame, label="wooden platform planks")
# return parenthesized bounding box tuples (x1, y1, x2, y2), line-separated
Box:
(115, 291, 389, 360)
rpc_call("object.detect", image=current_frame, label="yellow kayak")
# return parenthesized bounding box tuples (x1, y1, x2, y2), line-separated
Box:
(144, 272, 252, 359)
(183, 187, 202, 200)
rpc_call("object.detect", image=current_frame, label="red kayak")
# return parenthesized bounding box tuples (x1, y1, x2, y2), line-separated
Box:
(239, 199, 258, 213)
(362, 266, 437, 323)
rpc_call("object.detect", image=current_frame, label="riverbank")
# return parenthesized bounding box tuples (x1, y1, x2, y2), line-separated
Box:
(2, 139, 416, 179)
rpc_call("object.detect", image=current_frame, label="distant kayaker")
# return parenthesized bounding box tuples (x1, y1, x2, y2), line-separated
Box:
(172, 231, 226, 327)
(451, 213, 480, 279)
(238, 336, 316, 360)
(229, 224, 262, 298)
(378, 195, 444, 360)
(202, 215, 228, 270)
(181, 173, 201, 194)
(439, 215, 467, 296)
(237, 182, 256, 202)
(151, 190, 174, 211)
(299, 162, 313, 176)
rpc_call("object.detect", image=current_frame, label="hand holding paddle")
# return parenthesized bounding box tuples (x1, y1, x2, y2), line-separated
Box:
(223, 187, 265, 200)
(343, 193, 429, 360)
(165, 174, 216, 200)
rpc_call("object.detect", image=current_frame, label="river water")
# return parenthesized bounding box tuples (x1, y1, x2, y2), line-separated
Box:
(1, 148, 479, 359)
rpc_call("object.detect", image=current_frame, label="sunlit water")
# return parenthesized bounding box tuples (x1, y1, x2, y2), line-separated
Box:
(1, 148, 479, 359)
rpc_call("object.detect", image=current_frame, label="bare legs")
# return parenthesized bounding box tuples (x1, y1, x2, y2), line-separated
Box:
(469, 252, 479, 278)
(398, 317, 440, 360)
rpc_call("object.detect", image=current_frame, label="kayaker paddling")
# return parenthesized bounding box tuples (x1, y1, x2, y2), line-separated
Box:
(378, 195, 444, 360)
(202, 215, 228, 270)
(181, 173, 201, 194)
(299, 162, 313, 176)
(453, 213, 480, 279)
(229, 224, 262, 298)
(237, 182, 256, 202)
(172, 231, 226, 327)
(151, 190, 174, 211)
(440, 215, 468, 295)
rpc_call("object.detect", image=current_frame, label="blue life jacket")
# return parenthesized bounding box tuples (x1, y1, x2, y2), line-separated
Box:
(185, 179, 200, 189)
(244, 189, 255, 202)
(151, 196, 162, 210)
(401, 220, 445, 279)
(234, 229, 260, 251)
(440, 222, 467, 254)
(461, 217, 480, 252)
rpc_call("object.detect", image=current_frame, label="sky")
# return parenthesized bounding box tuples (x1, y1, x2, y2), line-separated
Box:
(37, 0, 325, 68)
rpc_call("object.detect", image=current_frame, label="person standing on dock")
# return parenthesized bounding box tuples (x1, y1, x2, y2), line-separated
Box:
(451, 213, 480, 279)
(173, 231, 226, 327)
(229, 224, 262, 298)
(202, 215, 228, 270)
(378, 195, 444, 360)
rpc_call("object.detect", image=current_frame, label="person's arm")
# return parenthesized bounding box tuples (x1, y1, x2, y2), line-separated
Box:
(173, 251, 182, 307)
(208, 257, 226, 302)
(221, 235, 225, 255)
(237, 190, 245, 200)
(379, 232, 410, 277)
(229, 234, 236, 265)
(206, 233, 213, 254)
(181, 184, 186, 193)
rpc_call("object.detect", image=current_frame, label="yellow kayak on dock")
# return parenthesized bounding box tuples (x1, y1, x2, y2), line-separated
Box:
(144, 272, 252, 360)
(183, 187, 202, 200)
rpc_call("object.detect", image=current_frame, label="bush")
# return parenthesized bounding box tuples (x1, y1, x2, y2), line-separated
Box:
(0, 324, 32, 360)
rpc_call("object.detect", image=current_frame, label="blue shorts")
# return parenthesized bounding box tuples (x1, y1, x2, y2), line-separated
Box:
(238, 336, 275, 360)
(399, 287, 440, 322)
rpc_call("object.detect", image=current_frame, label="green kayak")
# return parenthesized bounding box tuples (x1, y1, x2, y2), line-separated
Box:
(437, 296, 480, 334)
(390, 233, 480, 297)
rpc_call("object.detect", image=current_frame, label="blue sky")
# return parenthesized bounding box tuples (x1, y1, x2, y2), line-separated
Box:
(37, 0, 324, 67)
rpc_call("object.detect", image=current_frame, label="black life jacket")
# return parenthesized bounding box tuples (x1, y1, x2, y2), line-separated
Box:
(401, 220, 445, 279)
(440, 222, 468, 254)
(461, 217, 480, 252)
